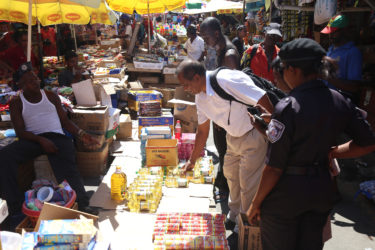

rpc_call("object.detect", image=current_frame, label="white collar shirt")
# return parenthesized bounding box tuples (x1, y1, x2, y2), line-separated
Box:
(184, 36, 205, 61)
(195, 69, 266, 137)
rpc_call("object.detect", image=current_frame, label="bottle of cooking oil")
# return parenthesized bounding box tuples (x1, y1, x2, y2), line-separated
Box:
(111, 166, 127, 201)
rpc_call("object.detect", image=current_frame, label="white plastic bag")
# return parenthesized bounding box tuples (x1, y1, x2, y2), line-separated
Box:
(314, 0, 337, 25)
(0, 231, 23, 250)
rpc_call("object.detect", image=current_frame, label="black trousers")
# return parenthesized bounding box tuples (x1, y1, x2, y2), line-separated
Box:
(0, 132, 89, 214)
(212, 122, 228, 191)
(260, 171, 334, 250)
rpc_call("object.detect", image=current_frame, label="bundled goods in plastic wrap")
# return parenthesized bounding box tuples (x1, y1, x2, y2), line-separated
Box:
(140, 126, 172, 165)
(21, 218, 97, 250)
(127, 169, 163, 213)
(153, 213, 228, 249)
(139, 101, 162, 117)
(181, 157, 215, 184)
(128, 90, 163, 112)
(164, 165, 188, 188)
(178, 133, 205, 161)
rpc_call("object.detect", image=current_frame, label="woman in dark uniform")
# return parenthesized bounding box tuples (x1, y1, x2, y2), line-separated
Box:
(247, 38, 375, 250)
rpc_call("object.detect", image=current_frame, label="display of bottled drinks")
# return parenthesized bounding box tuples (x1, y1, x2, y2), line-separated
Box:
(127, 167, 163, 213)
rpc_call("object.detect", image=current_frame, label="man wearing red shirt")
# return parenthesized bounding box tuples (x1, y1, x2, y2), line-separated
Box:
(0, 30, 39, 75)
(41, 26, 57, 56)
(241, 23, 282, 84)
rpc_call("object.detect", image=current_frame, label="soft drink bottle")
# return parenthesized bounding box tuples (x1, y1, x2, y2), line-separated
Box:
(111, 166, 127, 201)
(175, 120, 182, 140)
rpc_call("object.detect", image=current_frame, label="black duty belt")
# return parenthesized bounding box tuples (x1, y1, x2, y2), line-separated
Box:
(285, 163, 328, 176)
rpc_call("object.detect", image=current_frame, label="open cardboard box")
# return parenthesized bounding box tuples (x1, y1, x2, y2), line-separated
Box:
(34, 202, 98, 232)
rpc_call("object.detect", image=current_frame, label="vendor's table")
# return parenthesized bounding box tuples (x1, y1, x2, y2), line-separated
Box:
(126, 63, 162, 73)
(90, 122, 216, 249)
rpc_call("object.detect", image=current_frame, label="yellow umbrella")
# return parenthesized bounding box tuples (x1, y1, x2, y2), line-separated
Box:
(0, 0, 114, 26)
(107, 0, 185, 15)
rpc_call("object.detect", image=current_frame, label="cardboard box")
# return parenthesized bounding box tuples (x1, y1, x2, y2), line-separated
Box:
(133, 60, 164, 70)
(0, 199, 8, 224)
(76, 143, 109, 177)
(238, 213, 262, 250)
(127, 90, 162, 111)
(146, 139, 178, 166)
(72, 79, 97, 107)
(116, 114, 133, 140)
(138, 112, 174, 136)
(99, 59, 122, 68)
(75, 132, 106, 152)
(164, 74, 179, 84)
(106, 108, 121, 139)
(168, 87, 198, 133)
(163, 67, 177, 74)
(93, 83, 116, 107)
(94, 68, 125, 80)
(34, 202, 98, 232)
(150, 87, 175, 108)
(70, 106, 109, 133)
(138, 76, 160, 84)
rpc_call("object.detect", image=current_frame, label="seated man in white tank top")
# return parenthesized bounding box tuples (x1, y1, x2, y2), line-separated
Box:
(0, 62, 99, 220)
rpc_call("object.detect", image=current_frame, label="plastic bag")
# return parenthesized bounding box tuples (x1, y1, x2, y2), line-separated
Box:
(314, 0, 337, 25)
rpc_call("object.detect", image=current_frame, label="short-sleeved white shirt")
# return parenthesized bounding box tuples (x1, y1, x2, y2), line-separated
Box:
(195, 69, 266, 137)
(184, 36, 205, 61)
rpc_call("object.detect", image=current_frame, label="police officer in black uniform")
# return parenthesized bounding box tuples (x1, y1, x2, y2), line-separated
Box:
(247, 38, 375, 250)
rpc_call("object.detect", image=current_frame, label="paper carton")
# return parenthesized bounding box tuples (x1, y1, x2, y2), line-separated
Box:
(168, 87, 198, 133)
(34, 203, 98, 232)
(106, 108, 121, 138)
(76, 143, 109, 177)
(146, 139, 178, 166)
(116, 114, 133, 140)
(70, 106, 109, 133)
(138, 112, 174, 136)
(128, 90, 162, 111)
(72, 79, 97, 107)
(0, 199, 8, 224)
(238, 213, 262, 250)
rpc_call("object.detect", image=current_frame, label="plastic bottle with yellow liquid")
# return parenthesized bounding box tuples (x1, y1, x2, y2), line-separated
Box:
(111, 166, 127, 201)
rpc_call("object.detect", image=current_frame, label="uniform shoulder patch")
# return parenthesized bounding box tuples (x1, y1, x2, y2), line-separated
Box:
(266, 119, 285, 143)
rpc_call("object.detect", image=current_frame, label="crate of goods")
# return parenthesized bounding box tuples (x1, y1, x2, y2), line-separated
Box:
(98, 59, 122, 68)
(153, 213, 228, 249)
(70, 106, 109, 133)
(133, 61, 164, 70)
(150, 87, 175, 108)
(116, 114, 133, 140)
(238, 213, 262, 250)
(76, 142, 109, 177)
(140, 126, 172, 165)
(164, 74, 179, 84)
(138, 112, 174, 136)
(146, 139, 178, 166)
(139, 101, 162, 117)
(127, 90, 162, 112)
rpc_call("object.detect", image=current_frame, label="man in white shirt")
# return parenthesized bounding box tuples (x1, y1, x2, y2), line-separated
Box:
(184, 25, 205, 61)
(178, 60, 273, 232)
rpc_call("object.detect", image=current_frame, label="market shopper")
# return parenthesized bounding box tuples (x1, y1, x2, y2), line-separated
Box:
(232, 25, 246, 59)
(200, 17, 240, 201)
(0, 21, 15, 52)
(246, 38, 375, 250)
(41, 26, 57, 57)
(321, 14, 362, 103)
(0, 63, 99, 217)
(0, 29, 39, 75)
(184, 25, 205, 61)
(178, 60, 273, 233)
(58, 50, 88, 87)
(241, 23, 282, 84)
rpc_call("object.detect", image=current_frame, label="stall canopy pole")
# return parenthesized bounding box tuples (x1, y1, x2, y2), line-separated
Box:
(147, 0, 151, 53)
(242, 0, 246, 22)
(27, 0, 33, 61)
(72, 24, 78, 51)
(94, 24, 98, 45)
